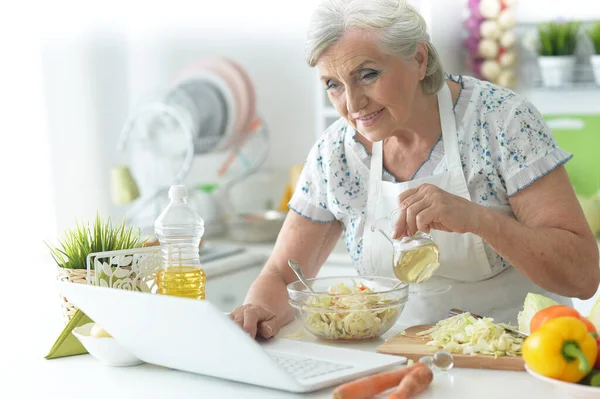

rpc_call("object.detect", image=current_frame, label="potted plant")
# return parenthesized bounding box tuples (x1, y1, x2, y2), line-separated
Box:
(587, 21, 600, 85)
(536, 20, 581, 87)
(45, 213, 147, 323)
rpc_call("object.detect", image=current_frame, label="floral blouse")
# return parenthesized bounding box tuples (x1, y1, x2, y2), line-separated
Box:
(288, 75, 572, 275)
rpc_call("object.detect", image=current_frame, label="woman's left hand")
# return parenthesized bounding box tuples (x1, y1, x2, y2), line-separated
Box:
(393, 183, 480, 238)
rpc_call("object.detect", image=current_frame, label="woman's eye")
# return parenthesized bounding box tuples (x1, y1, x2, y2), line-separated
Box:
(361, 70, 379, 81)
(326, 80, 340, 91)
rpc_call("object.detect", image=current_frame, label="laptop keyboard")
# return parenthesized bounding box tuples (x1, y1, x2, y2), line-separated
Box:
(269, 352, 353, 380)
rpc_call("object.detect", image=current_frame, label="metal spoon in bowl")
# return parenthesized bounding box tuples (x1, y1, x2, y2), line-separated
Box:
(287, 260, 317, 294)
(289, 259, 405, 294)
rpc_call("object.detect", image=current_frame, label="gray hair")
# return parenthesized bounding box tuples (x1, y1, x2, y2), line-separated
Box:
(305, 0, 444, 95)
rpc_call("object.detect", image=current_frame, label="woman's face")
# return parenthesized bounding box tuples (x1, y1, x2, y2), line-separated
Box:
(316, 29, 428, 142)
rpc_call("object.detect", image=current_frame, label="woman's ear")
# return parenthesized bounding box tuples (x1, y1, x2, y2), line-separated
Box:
(414, 42, 429, 81)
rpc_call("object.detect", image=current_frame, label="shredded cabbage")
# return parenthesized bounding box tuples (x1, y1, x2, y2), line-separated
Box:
(301, 281, 399, 340)
(416, 313, 524, 357)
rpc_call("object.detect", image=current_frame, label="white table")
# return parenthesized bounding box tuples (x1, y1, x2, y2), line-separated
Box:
(3, 313, 560, 399)
(2, 239, 596, 399)
(4, 354, 558, 399)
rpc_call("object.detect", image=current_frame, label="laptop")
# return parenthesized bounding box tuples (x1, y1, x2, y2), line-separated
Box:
(56, 282, 406, 393)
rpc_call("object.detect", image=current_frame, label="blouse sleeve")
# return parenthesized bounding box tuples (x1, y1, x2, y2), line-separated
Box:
(497, 98, 573, 197)
(288, 137, 336, 223)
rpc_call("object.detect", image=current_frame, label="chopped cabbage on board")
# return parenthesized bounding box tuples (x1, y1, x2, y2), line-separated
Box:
(416, 313, 524, 357)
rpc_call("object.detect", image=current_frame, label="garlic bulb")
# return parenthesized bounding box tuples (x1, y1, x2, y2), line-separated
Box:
(480, 20, 501, 40)
(91, 323, 113, 338)
(481, 60, 502, 80)
(499, 51, 517, 67)
(479, 39, 499, 59)
(496, 70, 516, 87)
(479, 0, 501, 19)
(500, 31, 517, 48)
(497, 9, 516, 30)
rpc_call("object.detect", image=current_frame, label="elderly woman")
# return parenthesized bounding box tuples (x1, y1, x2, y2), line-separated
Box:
(230, 0, 599, 338)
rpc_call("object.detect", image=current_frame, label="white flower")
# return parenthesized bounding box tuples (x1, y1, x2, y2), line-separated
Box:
(113, 277, 135, 291)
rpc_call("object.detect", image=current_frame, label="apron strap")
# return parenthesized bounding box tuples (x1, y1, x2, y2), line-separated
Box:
(365, 82, 456, 228)
(365, 140, 383, 232)
(363, 82, 458, 267)
(438, 83, 461, 170)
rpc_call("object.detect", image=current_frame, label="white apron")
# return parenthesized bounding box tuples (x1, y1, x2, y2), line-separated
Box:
(360, 83, 571, 326)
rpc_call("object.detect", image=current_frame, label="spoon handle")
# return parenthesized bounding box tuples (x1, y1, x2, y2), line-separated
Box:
(287, 260, 316, 294)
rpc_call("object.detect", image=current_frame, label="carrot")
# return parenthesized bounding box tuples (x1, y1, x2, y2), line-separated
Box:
(387, 362, 433, 399)
(332, 363, 427, 399)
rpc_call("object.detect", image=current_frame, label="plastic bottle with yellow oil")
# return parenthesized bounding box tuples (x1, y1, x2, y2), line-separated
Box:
(155, 185, 206, 299)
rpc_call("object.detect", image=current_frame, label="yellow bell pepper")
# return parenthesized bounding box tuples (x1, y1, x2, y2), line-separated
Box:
(522, 316, 598, 383)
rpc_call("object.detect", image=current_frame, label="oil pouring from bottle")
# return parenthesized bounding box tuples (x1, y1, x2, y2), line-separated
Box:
(155, 185, 206, 299)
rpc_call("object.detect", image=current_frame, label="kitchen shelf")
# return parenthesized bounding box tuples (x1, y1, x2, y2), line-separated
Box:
(522, 63, 600, 91)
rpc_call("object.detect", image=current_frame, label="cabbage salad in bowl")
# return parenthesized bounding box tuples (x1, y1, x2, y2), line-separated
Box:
(287, 277, 408, 341)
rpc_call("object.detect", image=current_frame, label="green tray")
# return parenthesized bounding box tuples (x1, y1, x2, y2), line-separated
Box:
(546, 114, 600, 197)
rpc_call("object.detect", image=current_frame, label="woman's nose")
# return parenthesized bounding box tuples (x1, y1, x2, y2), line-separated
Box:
(345, 88, 367, 114)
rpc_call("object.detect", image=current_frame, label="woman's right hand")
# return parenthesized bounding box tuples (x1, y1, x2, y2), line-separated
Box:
(229, 304, 280, 339)
(228, 212, 343, 340)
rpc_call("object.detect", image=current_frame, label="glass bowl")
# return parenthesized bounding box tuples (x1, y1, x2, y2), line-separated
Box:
(287, 276, 408, 341)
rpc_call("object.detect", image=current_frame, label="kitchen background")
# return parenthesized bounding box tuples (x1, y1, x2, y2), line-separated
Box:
(1, 0, 599, 350)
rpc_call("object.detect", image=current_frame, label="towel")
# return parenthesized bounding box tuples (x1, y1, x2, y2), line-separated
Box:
(45, 309, 93, 359)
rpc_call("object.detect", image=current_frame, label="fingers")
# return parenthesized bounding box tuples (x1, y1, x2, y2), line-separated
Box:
(229, 304, 276, 339)
(395, 186, 429, 238)
(404, 198, 431, 236)
(398, 187, 419, 204)
(243, 305, 275, 339)
(394, 184, 468, 236)
(229, 308, 244, 326)
(258, 319, 278, 339)
(393, 207, 407, 239)
(415, 207, 436, 234)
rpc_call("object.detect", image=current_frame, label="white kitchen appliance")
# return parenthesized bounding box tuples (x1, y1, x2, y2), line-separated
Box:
(113, 58, 270, 236)
(56, 281, 406, 393)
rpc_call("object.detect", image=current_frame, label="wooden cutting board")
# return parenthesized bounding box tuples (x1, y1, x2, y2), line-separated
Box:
(376, 325, 525, 372)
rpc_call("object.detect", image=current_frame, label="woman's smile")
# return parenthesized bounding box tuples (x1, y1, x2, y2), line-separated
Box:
(355, 108, 385, 127)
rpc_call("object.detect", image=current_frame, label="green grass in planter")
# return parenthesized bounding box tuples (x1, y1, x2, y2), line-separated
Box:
(45, 213, 147, 270)
(537, 21, 581, 56)
(587, 21, 600, 54)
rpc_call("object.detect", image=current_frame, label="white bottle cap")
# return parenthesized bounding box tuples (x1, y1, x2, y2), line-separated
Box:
(168, 185, 188, 200)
